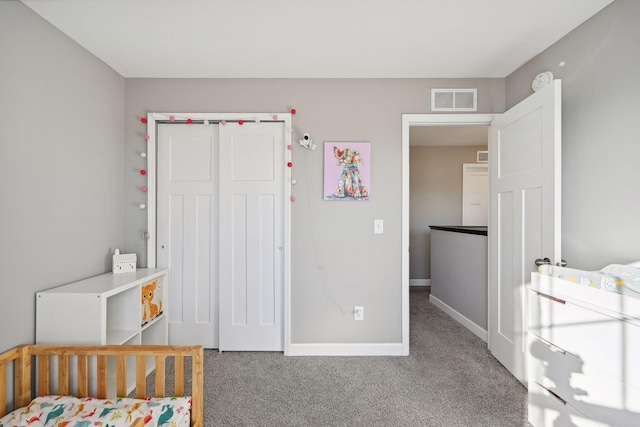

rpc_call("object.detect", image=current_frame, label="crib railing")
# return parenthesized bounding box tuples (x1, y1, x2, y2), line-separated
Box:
(0, 345, 203, 427)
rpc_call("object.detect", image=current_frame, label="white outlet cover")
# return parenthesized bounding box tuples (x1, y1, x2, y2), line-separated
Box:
(354, 306, 364, 320)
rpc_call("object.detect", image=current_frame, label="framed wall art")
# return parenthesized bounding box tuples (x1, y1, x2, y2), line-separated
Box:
(323, 142, 370, 201)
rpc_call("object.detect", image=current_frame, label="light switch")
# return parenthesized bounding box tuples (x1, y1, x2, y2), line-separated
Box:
(374, 219, 384, 234)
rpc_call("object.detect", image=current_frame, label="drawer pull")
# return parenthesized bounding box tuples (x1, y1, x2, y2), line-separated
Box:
(538, 292, 566, 304)
(548, 343, 566, 355)
(546, 388, 567, 405)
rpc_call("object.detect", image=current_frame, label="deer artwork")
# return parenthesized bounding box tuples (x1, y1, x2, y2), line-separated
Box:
(333, 146, 369, 199)
(141, 281, 162, 324)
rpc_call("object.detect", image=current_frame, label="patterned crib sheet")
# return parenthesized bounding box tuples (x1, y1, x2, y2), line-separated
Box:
(0, 395, 191, 427)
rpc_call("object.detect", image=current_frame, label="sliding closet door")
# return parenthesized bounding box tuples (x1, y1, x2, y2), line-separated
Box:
(157, 123, 218, 348)
(218, 122, 285, 351)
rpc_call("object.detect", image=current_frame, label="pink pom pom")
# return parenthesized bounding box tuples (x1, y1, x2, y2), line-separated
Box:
(141, 186, 148, 192)
(187, 118, 193, 124)
(221, 120, 227, 125)
(238, 120, 244, 125)
(272, 115, 278, 120)
(141, 117, 147, 123)
(140, 169, 147, 175)
(169, 115, 175, 121)
(287, 162, 293, 168)
(144, 134, 150, 140)
(290, 196, 296, 202)
(290, 108, 296, 115)
(287, 145, 293, 150)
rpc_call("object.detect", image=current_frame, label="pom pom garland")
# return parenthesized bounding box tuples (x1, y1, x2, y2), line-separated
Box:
(140, 117, 147, 123)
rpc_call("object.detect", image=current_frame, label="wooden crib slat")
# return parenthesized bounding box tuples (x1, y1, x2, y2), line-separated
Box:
(174, 356, 184, 396)
(16, 346, 31, 408)
(116, 355, 127, 397)
(38, 355, 50, 396)
(97, 355, 108, 399)
(77, 355, 88, 398)
(155, 356, 165, 397)
(0, 363, 6, 418)
(135, 356, 146, 398)
(191, 348, 204, 427)
(58, 355, 69, 396)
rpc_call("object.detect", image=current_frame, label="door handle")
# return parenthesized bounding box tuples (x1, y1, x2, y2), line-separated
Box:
(534, 257, 551, 266)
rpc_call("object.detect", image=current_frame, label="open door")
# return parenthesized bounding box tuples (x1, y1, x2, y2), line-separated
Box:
(488, 80, 562, 385)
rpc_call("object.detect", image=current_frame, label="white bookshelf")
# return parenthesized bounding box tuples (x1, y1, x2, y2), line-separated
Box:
(36, 268, 168, 396)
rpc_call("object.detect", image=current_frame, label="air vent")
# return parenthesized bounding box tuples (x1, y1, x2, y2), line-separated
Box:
(431, 89, 477, 112)
(477, 151, 488, 163)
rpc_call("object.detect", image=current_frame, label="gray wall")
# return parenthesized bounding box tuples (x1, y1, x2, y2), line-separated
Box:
(125, 79, 504, 344)
(409, 146, 487, 280)
(0, 3, 125, 353)
(430, 230, 487, 329)
(505, 0, 640, 270)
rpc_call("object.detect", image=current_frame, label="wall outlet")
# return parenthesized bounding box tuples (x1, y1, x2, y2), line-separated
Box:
(354, 306, 364, 321)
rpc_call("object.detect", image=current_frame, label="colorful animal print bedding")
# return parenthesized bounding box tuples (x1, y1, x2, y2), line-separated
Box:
(0, 395, 190, 427)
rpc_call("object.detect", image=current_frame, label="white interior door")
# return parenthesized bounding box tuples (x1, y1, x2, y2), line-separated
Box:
(219, 122, 284, 351)
(489, 80, 562, 385)
(157, 123, 219, 348)
(462, 163, 489, 226)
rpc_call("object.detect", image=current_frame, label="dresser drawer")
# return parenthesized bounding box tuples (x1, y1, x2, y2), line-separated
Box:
(530, 337, 640, 426)
(530, 290, 640, 389)
(529, 381, 600, 427)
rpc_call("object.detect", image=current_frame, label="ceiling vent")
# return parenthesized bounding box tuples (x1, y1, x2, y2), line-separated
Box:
(431, 88, 477, 112)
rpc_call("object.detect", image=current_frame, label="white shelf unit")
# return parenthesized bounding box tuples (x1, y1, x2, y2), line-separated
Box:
(36, 268, 169, 396)
(529, 273, 640, 426)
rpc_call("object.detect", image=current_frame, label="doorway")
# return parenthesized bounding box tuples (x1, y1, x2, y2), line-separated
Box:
(408, 125, 489, 287)
(145, 113, 292, 353)
(401, 114, 495, 355)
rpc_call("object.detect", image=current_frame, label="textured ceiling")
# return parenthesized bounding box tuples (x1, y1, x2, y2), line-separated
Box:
(21, 0, 614, 78)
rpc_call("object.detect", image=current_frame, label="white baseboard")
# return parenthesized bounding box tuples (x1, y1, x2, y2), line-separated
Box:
(428, 295, 487, 343)
(286, 343, 404, 356)
(410, 279, 431, 287)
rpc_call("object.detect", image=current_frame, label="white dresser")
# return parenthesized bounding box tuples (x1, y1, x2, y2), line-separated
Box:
(529, 273, 640, 426)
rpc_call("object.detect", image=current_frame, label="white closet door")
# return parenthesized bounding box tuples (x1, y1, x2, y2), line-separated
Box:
(462, 163, 489, 226)
(219, 122, 284, 351)
(157, 124, 218, 348)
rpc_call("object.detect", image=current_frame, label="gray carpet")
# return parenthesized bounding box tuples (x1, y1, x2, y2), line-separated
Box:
(158, 288, 528, 426)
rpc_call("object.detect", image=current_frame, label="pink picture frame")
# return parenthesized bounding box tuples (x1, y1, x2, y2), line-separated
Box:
(323, 142, 371, 201)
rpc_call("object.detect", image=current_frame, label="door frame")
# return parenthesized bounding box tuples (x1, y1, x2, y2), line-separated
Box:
(401, 113, 495, 354)
(145, 112, 292, 354)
